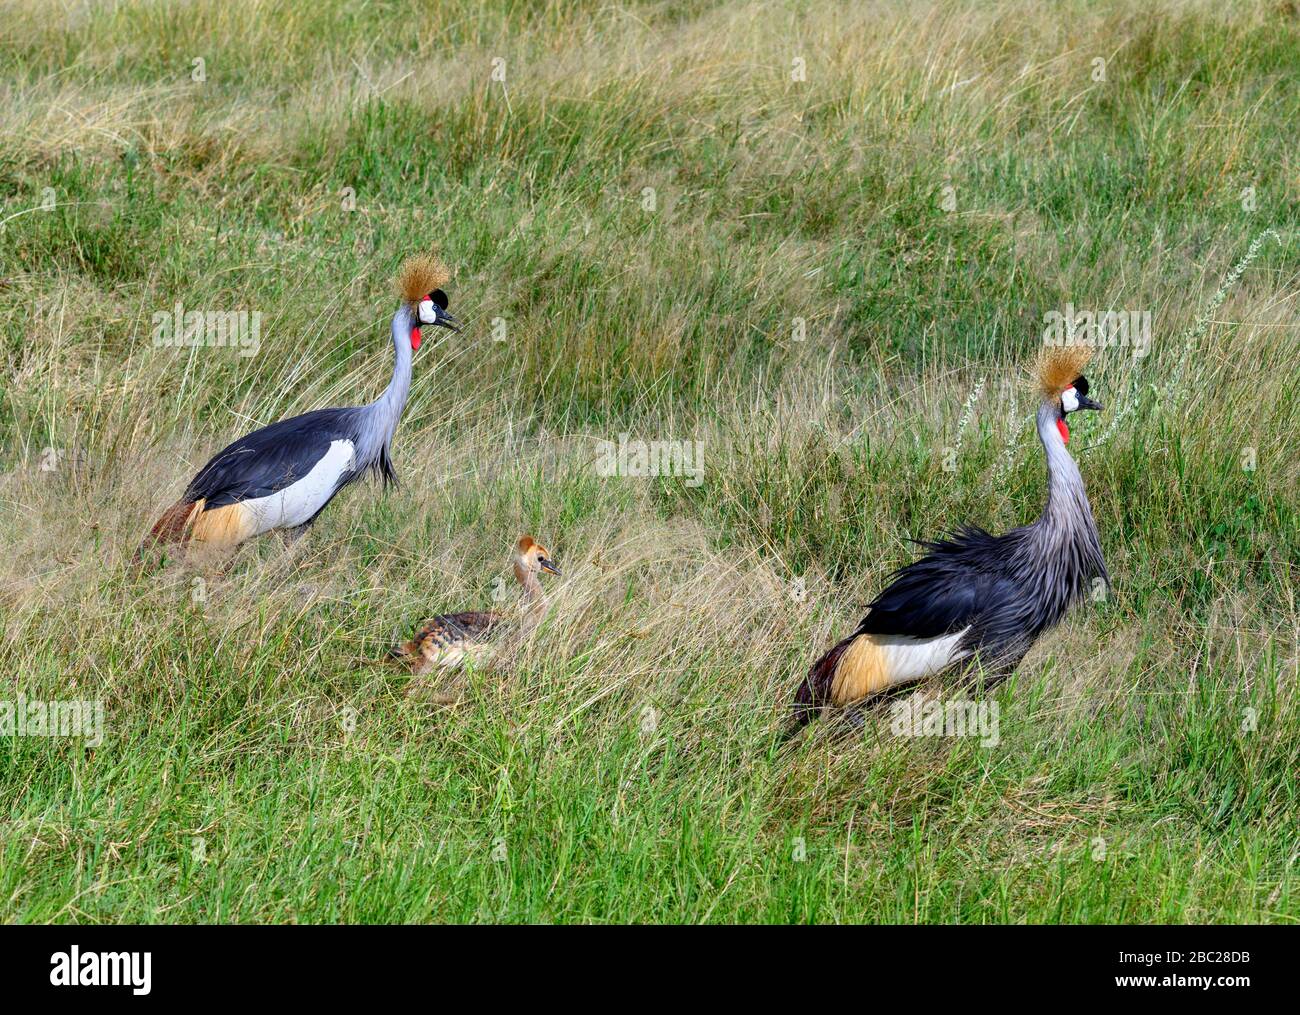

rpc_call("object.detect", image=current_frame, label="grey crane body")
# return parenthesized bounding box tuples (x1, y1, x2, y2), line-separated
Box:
(141, 254, 457, 553)
(868, 400, 1107, 668)
(794, 371, 1107, 725)
(184, 304, 415, 511)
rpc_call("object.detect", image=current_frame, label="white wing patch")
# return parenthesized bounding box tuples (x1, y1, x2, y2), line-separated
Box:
(877, 628, 971, 686)
(243, 439, 355, 534)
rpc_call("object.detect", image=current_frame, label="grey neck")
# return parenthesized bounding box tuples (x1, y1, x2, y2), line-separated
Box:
(1031, 399, 1106, 585)
(1036, 400, 1086, 522)
(355, 304, 414, 468)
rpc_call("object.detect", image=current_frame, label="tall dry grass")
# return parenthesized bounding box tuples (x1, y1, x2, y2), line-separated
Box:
(0, 0, 1296, 922)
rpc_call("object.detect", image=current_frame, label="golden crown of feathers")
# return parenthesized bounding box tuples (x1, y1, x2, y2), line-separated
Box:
(395, 253, 450, 303)
(1034, 343, 1094, 399)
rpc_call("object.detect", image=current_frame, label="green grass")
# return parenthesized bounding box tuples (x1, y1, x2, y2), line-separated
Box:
(0, 0, 1296, 923)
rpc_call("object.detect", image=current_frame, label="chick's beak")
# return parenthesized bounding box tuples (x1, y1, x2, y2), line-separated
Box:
(539, 557, 561, 576)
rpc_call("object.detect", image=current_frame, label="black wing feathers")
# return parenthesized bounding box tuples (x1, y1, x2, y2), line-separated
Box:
(856, 525, 1016, 640)
(185, 408, 359, 508)
(375, 442, 398, 489)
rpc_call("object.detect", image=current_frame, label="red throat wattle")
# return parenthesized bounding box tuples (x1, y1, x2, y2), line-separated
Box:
(1056, 418, 1069, 444)
(410, 327, 421, 351)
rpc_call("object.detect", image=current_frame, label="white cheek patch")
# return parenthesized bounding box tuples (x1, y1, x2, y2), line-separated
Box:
(1061, 387, 1080, 413)
(418, 299, 437, 324)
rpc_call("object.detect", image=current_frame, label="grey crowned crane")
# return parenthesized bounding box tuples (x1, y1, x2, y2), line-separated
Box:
(140, 254, 458, 556)
(793, 344, 1107, 727)
(389, 536, 560, 677)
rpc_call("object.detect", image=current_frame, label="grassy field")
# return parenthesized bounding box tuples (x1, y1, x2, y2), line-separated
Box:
(0, 0, 1296, 923)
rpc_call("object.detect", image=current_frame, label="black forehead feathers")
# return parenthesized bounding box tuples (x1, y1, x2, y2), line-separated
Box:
(429, 289, 449, 310)
(1072, 375, 1089, 396)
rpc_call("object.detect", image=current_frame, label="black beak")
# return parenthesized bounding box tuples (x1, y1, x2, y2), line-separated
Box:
(434, 309, 461, 333)
(539, 557, 561, 576)
(1078, 395, 1103, 411)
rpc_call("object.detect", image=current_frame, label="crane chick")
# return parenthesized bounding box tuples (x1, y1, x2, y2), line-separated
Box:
(390, 535, 561, 679)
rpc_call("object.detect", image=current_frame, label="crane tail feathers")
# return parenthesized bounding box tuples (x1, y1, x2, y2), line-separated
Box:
(793, 636, 850, 726)
(137, 498, 259, 561)
(793, 633, 894, 727)
(136, 498, 204, 560)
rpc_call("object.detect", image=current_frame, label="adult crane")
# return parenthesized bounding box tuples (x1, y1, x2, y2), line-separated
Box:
(140, 253, 458, 556)
(793, 344, 1107, 727)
